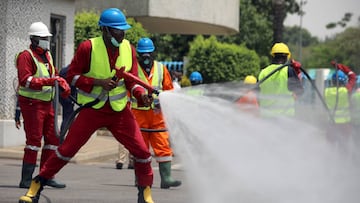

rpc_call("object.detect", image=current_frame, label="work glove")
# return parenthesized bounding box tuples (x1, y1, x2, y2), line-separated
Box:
(32, 77, 57, 86)
(291, 59, 302, 75)
(55, 76, 71, 98)
(331, 61, 352, 74)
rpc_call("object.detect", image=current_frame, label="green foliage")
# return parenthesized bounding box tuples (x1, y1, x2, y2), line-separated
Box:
(124, 18, 150, 46)
(74, 10, 149, 50)
(151, 34, 195, 61)
(284, 26, 319, 47)
(187, 36, 261, 84)
(303, 27, 360, 73)
(74, 10, 101, 50)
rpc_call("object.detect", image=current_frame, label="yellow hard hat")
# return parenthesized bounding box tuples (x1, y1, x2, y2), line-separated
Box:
(271, 42, 291, 59)
(244, 75, 257, 84)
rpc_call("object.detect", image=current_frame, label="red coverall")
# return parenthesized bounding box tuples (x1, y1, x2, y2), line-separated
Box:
(326, 63, 356, 150)
(131, 63, 174, 161)
(38, 40, 153, 186)
(16, 46, 60, 179)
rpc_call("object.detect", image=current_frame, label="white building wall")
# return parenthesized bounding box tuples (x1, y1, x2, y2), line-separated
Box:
(0, 0, 74, 147)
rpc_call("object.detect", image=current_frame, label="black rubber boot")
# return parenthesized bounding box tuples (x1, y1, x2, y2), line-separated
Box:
(159, 161, 182, 189)
(45, 179, 66, 188)
(137, 186, 154, 203)
(19, 162, 36, 189)
(19, 175, 47, 203)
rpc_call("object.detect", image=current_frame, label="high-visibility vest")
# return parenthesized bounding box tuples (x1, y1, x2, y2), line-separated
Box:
(18, 49, 55, 101)
(131, 61, 163, 110)
(258, 64, 295, 116)
(324, 87, 351, 124)
(351, 90, 360, 125)
(77, 37, 132, 112)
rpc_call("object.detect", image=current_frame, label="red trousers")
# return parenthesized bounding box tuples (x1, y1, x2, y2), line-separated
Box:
(39, 103, 153, 186)
(19, 96, 59, 177)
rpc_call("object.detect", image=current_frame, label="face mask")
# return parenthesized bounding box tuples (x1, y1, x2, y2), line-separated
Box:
(38, 39, 50, 50)
(111, 37, 120, 47)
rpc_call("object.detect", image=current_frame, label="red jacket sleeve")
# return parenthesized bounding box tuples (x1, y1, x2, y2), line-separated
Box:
(127, 45, 146, 99)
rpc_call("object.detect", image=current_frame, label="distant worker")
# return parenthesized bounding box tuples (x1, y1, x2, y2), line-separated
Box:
(350, 86, 360, 144)
(236, 75, 259, 113)
(189, 71, 203, 86)
(131, 37, 181, 189)
(258, 42, 303, 117)
(324, 62, 356, 149)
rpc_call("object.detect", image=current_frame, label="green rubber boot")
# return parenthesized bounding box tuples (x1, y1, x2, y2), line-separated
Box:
(159, 161, 182, 189)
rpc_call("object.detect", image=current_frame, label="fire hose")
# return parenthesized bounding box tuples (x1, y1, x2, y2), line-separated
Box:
(54, 69, 163, 143)
(234, 61, 335, 123)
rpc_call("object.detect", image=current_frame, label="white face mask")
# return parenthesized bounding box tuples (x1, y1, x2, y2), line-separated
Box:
(38, 39, 50, 50)
(111, 37, 120, 47)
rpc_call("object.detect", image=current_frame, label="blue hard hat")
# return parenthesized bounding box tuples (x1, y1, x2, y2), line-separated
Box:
(189, 71, 203, 83)
(332, 70, 348, 84)
(137, 38, 155, 53)
(98, 8, 131, 30)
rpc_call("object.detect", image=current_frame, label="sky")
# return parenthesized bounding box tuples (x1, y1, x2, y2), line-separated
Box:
(284, 0, 360, 40)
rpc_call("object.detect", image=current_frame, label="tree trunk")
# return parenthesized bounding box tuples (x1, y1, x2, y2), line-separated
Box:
(272, 0, 285, 43)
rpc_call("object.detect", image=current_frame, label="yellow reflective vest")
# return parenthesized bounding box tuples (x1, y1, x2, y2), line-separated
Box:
(77, 37, 132, 112)
(325, 87, 351, 124)
(258, 64, 295, 117)
(18, 49, 55, 101)
(131, 61, 164, 110)
(351, 90, 360, 125)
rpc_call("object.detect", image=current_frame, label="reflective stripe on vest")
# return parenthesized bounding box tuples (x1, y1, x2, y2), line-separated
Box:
(258, 64, 295, 116)
(77, 37, 132, 111)
(18, 49, 55, 101)
(325, 87, 351, 123)
(131, 61, 163, 110)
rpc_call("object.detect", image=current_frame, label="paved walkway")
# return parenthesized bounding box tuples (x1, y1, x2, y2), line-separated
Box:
(0, 130, 189, 203)
(0, 131, 119, 163)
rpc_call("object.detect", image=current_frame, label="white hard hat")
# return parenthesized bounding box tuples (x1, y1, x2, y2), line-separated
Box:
(28, 22, 52, 37)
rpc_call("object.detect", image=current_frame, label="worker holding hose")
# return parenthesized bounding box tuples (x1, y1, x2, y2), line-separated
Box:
(129, 37, 182, 189)
(258, 42, 304, 117)
(324, 62, 356, 151)
(19, 8, 155, 203)
(15, 21, 70, 190)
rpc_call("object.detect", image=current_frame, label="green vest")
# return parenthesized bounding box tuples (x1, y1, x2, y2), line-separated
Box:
(351, 90, 360, 125)
(18, 49, 55, 101)
(258, 64, 295, 116)
(131, 61, 163, 110)
(324, 87, 351, 124)
(77, 37, 132, 112)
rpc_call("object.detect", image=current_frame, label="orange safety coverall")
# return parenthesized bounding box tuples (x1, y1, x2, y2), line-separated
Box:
(131, 62, 174, 162)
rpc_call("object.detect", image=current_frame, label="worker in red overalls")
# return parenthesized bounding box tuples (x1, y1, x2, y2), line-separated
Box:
(16, 21, 70, 189)
(19, 8, 155, 203)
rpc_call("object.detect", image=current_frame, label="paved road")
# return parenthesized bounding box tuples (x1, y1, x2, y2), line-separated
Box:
(0, 157, 191, 203)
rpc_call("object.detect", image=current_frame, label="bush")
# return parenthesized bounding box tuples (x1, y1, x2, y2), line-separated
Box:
(187, 36, 261, 83)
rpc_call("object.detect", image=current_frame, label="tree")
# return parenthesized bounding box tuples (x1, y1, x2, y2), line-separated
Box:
(303, 27, 360, 72)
